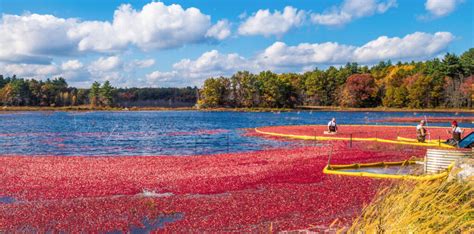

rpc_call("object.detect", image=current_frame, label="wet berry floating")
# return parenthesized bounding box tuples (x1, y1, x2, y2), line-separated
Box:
(0, 125, 434, 232)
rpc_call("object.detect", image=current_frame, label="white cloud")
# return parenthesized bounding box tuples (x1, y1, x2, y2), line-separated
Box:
(238, 6, 305, 37)
(131, 59, 155, 68)
(0, 63, 61, 77)
(61, 60, 83, 70)
(206, 20, 231, 40)
(0, 55, 151, 87)
(88, 56, 122, 72)
(311, 0, 397, 26)
(0, 14, 79, 64)
(107, 3, 212, 50)
(146, 71, 178, 83)
(145, 50, 257, 86)
(425, 0, 463, 17)
(173, 50, 252, 75)
(145, 31, 454, 87)
(68, 20, 126, 52)
(0, 2, 230, 64)
(261, 31, 454, 66)
(353, 32, 454, 62)
(257, 41, 356, 67)
(0, 60, 89, 86)
(1, 31, 455, 88)
(238, 12, 248, 19)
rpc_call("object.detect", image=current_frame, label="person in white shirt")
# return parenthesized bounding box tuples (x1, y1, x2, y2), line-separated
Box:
(446, 120, 463, 145)
(327, 118, 337, 133)
(416, 120, 427, 142)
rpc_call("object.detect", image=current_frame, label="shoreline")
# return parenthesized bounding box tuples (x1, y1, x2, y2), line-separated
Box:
(0, 105, 473, 113)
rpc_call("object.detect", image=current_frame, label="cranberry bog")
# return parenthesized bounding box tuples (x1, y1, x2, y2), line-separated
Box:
(1, 124, 445, 232)
(1, 111, 473, 232)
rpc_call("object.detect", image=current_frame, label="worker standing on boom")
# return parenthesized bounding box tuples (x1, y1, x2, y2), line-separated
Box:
(446, 120, 463, 146)
(416, 120, 427, 142)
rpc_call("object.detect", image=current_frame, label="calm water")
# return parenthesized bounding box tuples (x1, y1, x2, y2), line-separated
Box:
(0, 111, 472, 156)
(338, 164, 423, 175)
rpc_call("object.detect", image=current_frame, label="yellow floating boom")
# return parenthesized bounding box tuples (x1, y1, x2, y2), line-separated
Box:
(254, 127, 454, 148)
(323, 160, 453, 181)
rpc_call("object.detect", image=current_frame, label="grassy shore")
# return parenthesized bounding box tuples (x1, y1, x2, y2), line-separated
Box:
(0, 105, 473, 113)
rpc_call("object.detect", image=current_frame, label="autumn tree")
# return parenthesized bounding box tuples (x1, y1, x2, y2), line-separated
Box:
(257, 71, 292, 108)
(381, 65, 414, 107)
(304, 69, 328, 106)
(405, 73, 434, 108)
(279, 73, 304, 106)
(460, 75, 474, 108)
(339, 74, 378, 107)
(199, 78, 226, 108)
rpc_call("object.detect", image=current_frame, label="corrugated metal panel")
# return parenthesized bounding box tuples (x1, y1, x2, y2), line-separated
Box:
(425, 149, 472, 174)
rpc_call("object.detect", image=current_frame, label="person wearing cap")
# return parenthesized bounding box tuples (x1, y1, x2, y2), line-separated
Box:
(446, 120, 463, 145)
(416, 120, 427, 142)
(327, 118, 338, 133)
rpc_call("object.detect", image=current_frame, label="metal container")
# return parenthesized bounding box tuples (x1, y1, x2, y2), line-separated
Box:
(424, 148, 472, 174)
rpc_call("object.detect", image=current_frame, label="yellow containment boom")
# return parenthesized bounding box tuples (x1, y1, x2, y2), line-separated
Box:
(323, 160, 454, 181)
(254, 127, 454, 148)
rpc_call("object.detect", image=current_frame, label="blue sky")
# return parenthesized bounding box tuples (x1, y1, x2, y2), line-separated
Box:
(0, 0, 472, 87)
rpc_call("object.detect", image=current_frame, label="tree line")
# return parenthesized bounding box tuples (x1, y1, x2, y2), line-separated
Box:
(1, 48, 472, 109)
(199, 48, 474, 109)
(0, 77, 198, 107)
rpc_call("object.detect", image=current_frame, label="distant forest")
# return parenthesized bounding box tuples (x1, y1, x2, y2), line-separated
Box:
(1, 48, 473, 109)
(199, 48, 474, 109)
(0, 78, 198, 107)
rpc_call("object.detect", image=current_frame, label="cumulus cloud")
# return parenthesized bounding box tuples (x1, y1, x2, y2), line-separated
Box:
(88, 56, 123, 72)
(0, 2, 230, 64)
(311, 0, 397, 26)
(61, 60, 83, 70)
(173, 50, 253, 76)
(0, 63, 61, 78)
(75, 2, 228, 51)
(2, 56, 123, 82)
(104, 3, 211, 50)
(83, 56, 140, 85)
(0, 31, 455, 88)
(257, 42, 356, 68)
(238, 6, 305, 37)
(424, 0, 463, 17)
(145, 50, 257, 86)
(145, 31, 454, 87)
(146, 71, 178, 84)
(206, 20, 231, 40)
(353, 32, 454, 62)
(0, 54, 158, 88)
(260, 31, 454, 66)
(131, 59, 155, 68)
(0, 60, 90, 88)
(0, 14, 79, 64)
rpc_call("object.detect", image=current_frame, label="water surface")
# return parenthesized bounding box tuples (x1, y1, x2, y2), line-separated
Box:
(0, 111, 472, 156)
